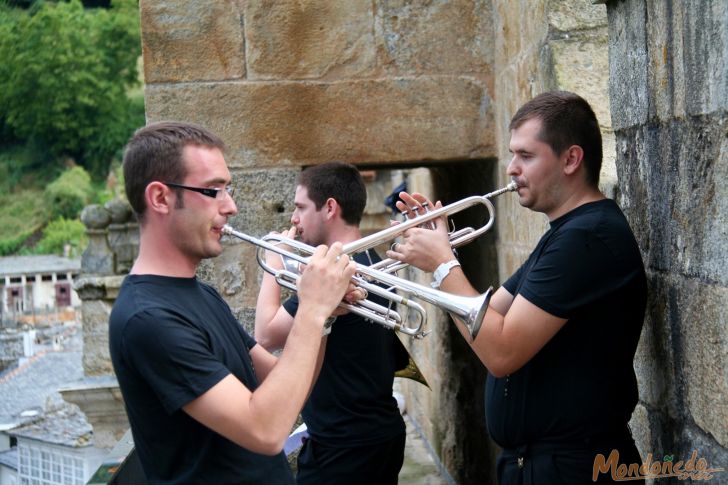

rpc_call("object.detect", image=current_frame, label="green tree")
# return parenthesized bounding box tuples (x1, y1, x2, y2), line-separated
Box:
(44, 165, 94, 219)
(32, 216, 87, 257)
(0, 0, 143, 178)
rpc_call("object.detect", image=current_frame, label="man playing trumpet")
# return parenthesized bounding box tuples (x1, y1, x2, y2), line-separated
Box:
(388, 91, 647, 484)
(109, 122, 357, 484)
(255, 161, 408, 485)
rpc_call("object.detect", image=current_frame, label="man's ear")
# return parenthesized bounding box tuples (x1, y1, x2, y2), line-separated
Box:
(324, 197, 339, 221)
(145, 181, 173, 215)
(563, 145, 584, 176)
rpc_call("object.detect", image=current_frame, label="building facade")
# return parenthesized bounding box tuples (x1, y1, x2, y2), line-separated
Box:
(0, 256, 80, 327)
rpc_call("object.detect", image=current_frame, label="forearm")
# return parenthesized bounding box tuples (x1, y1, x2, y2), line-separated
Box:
(248, 310, 324, 448)
(254, 273, 288, 350)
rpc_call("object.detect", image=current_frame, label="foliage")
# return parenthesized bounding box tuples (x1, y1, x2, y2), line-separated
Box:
(0, 189, 47, 256)
(0, 0, 143, 178)
(0, 142, 60, 192)
(44, 166, 94, 219)
(31, 216, 87, 257)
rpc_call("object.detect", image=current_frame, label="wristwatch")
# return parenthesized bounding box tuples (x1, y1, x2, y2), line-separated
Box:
(431, 260, 461, 288)
(322, 316, 336, 336)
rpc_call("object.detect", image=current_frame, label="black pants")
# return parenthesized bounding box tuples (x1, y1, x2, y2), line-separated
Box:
(296, 431, 406, 485)
(498, 438, 645, 484)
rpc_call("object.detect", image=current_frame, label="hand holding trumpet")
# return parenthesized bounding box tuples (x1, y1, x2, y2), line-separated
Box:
(296, 242, 358, 330)
(386, 192, 457, 274)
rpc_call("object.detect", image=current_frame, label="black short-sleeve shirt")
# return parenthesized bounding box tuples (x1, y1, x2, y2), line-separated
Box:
(282, 250, 406, 446)
(486, 199, 646, 448)
(109, 275, 294, 484)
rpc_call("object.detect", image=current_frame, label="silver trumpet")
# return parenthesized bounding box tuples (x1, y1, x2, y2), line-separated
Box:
(344, 181, 518, 275)
(223, 181, 516, 339)
(222, 225, 491, 339)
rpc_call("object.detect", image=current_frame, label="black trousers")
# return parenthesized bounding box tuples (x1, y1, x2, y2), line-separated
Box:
(296, 431, 406, 485)
(498, 438, 645, 485)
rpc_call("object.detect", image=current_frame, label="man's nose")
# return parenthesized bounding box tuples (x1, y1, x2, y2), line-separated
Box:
(222, 193, 238, 216)
(506, 156, 519, 176)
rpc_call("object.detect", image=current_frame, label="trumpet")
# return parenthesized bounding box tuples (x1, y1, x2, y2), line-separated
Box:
(222, 225, 491, 339)
(342, 181, 518, 275)
(223, 181, 516, 339)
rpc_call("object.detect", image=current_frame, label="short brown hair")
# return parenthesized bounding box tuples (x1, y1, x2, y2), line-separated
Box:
(122, 121, 226, 221)
(510, 91, 602, 186)
(296, 161, 366, 226)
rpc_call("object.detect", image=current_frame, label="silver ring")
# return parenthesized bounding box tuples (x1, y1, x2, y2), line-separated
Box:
(390, 242, 399, 252)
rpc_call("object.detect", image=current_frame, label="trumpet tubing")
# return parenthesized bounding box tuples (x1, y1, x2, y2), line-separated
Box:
(221, 181, 516, 340)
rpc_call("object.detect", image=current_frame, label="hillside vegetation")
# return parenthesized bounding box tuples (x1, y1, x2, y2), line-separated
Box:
(0, 0, 141, 257)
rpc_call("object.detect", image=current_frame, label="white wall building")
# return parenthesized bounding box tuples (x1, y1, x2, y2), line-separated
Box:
(0, 256, 80, 325)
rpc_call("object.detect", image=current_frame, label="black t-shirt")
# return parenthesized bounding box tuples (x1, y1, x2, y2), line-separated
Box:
(109, 274, 294, 484)
(486, 199, 647, 448)
(283, 250, 406, 446)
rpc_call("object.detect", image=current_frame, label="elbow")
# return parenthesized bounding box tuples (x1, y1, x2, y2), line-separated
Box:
(487, 365, 510, 379)
(255, 333, 283, 353)
(255, 439, 285, 457)
(484, 354, 522, 378)
(242, 429, 286, 456)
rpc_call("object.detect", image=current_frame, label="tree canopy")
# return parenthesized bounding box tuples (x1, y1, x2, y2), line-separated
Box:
(0, 0, 143, 178)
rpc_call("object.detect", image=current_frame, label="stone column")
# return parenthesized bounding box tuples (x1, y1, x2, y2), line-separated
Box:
(63, 202, 139, 450)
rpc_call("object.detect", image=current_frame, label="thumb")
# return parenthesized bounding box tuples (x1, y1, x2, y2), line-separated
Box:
(433, 201, 449, 234)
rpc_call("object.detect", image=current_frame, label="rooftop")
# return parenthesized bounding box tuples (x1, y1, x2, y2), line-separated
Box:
(0, 346, 84, 430)
(0, 255, 80, 278)
(10, 403, 93, 448)
(0, 447, 17, 471)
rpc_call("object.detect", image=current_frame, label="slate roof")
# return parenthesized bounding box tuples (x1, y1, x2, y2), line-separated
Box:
(0, 347, 84, 431)
(0, 255, 80, 278)
(10, 403, 92, 448)
(0, 447, 17, 471)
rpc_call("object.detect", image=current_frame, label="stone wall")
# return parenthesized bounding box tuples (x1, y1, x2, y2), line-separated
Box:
(604, 0, 728, 473)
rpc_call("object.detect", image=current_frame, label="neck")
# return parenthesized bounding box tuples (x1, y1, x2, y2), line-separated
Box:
(324, 223, 361, 246)
(547, 185, 605, 221)
(131, 225, 198, 277)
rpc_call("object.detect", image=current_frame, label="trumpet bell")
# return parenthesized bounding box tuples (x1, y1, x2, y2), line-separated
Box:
(444, 287, 492, 340)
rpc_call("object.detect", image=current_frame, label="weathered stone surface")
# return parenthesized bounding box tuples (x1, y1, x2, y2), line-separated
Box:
(81, 205, 111, 230)
(145, 78, 496, 168)
(547, 0, 607, 32)
(679, 281, 728, 447)
(245, 1, 375, 79)
(606, 0, 648, 130)
(609, 0, 728, 463)
(229, 168, 299, 231)
(140, 0, 245, 83)
(617, 117, 728, 285)
(376, 0, 494, 75)
(550, 35, 611, 131)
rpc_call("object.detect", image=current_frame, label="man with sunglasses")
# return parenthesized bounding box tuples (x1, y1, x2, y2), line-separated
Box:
(109, 121, 358, 484)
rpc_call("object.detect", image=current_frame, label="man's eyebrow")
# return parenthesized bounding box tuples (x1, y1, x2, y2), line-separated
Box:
(201, 177, 229, 185)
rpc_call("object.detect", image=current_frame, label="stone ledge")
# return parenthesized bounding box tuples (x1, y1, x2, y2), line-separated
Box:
(145, 77, 496, 167)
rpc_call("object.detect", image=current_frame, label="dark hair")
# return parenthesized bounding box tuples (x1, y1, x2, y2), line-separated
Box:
(296, 161, 366, 226)
(122, 121, 226, 221)
(509, 91, 602, 186)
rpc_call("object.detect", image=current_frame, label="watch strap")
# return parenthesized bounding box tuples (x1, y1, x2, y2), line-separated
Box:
(431, 260, 461, 288)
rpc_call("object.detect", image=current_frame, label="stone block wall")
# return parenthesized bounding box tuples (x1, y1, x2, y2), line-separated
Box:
(604, 0, 728, 472)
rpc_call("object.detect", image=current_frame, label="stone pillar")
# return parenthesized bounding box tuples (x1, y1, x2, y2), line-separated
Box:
(64, 201, 139, 449)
